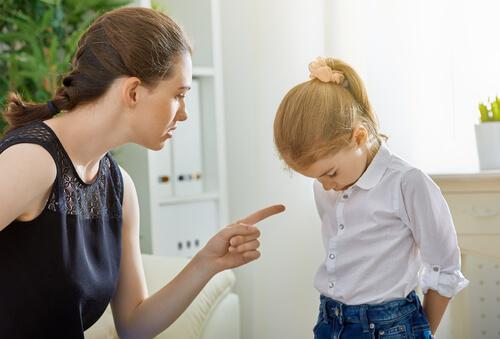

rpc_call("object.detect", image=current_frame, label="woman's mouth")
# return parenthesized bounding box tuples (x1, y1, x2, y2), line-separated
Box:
(166, 126, 177, 137)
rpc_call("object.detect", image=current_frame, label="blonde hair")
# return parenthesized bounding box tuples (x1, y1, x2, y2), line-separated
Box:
(273, 58, 385, 170)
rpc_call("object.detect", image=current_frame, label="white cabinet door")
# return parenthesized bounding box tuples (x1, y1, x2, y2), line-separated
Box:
(171, 79, 204, 196)
(152, 200, 218, 257)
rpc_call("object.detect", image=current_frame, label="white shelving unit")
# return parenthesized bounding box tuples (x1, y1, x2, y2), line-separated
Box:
(115, 0, 228, 257)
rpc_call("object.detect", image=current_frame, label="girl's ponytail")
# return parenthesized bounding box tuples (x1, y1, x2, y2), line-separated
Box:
(324, 58, 385, 143)
(274, 57, 386, 170)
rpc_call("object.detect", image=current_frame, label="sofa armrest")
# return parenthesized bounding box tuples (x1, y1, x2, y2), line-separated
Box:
(201, 293, 240, 339)
(85, 254, 237, 339)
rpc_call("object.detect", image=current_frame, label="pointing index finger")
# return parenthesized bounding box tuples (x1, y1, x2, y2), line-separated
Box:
(237, 204, 286, 225)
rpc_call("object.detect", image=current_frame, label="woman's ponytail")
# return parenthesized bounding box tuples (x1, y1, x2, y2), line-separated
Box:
(2, 79, 74, 133)
(2, 7, 191, 134)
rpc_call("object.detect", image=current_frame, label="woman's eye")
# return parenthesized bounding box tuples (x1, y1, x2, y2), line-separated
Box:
(327, 172, 336, 178)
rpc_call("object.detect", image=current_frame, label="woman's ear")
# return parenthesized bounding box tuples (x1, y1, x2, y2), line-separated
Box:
(351, 126, 368, 147)
(121, 77, 142, 108)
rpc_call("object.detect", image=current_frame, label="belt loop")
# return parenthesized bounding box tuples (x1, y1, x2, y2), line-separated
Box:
(321, 298, 328, 324)
(337, 303, 344, 325)
(359, 305, 370, 333)
(406, 291, 413, 303)
(411, 290, 418, 303)
(414, 291, 424, 311)
(408, 290, 423, 314)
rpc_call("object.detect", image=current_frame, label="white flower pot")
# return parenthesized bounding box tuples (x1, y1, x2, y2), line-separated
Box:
(475, 121, 500, 170)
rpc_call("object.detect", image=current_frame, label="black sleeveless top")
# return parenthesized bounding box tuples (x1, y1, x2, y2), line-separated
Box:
(0, 121, 124, 338)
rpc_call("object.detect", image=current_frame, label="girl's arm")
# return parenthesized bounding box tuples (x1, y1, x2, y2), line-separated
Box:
(423, 289, 450, 335)
(111, 167, 283, 339)
(400, 168, 468, 334)
(0, 144, 56, 231)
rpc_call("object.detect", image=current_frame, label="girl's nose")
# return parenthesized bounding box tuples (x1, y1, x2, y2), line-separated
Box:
(321, 180, 335, 191)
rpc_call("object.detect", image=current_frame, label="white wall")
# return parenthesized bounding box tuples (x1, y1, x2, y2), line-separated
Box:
(327, 0, 500, 174)
(220, 1, 326, 338)
(219, 1, 500, 338)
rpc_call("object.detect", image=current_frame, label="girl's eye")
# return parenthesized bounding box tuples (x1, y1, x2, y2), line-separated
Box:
(177, 93, 186, 99)
(327, 172, 337, 178)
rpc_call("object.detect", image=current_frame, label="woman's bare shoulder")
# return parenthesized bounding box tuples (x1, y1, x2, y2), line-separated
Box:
(0, 143, 57, 230)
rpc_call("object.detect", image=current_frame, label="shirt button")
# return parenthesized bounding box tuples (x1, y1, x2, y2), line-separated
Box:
(329, 253, 336, 260)
(343, 194, 349, 199)
(369, 323, 375, 329)
(433, 266, 440, 272)
(339, 224, 345, 230)
(328, 282, 335, 288)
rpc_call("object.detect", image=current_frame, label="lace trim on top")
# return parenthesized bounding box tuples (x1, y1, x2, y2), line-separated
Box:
(0, 122, 122, 219)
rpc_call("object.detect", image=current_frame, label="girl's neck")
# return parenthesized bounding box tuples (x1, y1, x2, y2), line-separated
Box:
(365, 139, 381, 169)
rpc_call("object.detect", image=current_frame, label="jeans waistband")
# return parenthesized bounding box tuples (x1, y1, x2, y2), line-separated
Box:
(319, 291, 420, 327)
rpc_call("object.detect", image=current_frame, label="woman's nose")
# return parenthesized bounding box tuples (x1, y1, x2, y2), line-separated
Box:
(176, 108, 188, 122)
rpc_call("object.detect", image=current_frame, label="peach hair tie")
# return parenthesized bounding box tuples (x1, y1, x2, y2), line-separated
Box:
(308, 57, 347, 87)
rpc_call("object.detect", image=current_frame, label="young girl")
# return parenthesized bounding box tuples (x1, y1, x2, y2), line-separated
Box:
(0, 7, 284, 338)
(274, 57, 468, 339)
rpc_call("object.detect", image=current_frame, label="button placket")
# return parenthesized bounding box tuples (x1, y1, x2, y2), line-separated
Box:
(326, 251, 337, 290)
(342, 188, 352, 200)
(336, 195, 346, 234)
(327, 191, 350, 295)
(326, 238, 337, 273)
(327, 235, 337, 289)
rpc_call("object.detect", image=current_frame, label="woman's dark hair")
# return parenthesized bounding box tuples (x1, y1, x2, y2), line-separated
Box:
(3, 7, 192, 131)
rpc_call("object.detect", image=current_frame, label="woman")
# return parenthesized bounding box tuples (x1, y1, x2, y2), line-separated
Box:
(0, 7, 284, 338)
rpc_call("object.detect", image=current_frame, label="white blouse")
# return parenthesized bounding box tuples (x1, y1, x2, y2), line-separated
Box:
(313, 143, 469, 305)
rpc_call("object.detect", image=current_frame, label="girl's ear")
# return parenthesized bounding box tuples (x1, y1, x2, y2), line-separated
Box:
(351, 126, 368, 147)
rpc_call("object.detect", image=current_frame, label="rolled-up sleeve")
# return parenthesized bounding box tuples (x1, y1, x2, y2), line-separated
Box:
(400, 169, 469, 298)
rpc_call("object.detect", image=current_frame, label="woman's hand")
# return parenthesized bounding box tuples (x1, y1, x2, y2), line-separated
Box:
(195, 204, 285, 274)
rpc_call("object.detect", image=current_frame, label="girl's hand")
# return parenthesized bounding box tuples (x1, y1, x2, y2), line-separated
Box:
(196, 204, 285, 274)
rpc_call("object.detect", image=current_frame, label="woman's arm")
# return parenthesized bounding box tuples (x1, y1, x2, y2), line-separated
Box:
(112, 167, 284, 339)
(423, 289, 450, 335)
(0, 144, 56, 231)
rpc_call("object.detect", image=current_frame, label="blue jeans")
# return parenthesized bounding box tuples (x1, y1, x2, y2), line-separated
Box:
(313, 291, 434, 339)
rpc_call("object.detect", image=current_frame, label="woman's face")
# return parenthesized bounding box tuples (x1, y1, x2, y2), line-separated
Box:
(128, 53, 193, 150)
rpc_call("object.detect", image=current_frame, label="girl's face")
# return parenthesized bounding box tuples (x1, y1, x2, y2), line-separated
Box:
(127, 53, 192, 150)
(296, 128, 372, 192)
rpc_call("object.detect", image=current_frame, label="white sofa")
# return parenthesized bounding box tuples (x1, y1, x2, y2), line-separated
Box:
(84, 254, 240, 339)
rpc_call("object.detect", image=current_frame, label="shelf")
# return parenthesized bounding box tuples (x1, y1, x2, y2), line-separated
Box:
(158, 192, 219, 205)
(117, 0, 228, 255)
(430, 170, 500, 180)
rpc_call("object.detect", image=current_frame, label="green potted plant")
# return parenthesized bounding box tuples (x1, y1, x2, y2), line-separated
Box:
(0, 0, 131, 137)
(475, 96, 500, 170)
